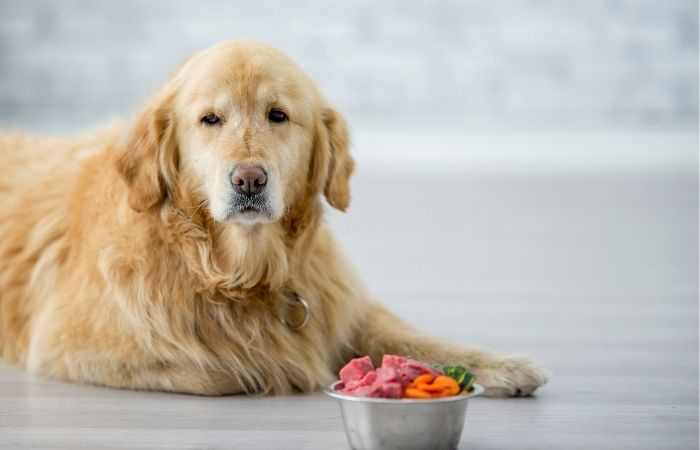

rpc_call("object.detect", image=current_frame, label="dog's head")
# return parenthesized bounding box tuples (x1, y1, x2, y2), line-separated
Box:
(116, 40, 354, 224)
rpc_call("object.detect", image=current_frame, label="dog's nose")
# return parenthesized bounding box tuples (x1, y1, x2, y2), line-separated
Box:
(231, 165, 267, 195)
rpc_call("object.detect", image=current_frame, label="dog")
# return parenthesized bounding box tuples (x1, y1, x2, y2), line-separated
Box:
(0, 40, 547, 397)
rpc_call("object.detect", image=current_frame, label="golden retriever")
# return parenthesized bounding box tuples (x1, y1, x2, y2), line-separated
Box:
(0, 40, 547, 397)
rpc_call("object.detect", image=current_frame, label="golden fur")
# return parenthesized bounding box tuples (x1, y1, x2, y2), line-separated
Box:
(0, 40, 547, 397)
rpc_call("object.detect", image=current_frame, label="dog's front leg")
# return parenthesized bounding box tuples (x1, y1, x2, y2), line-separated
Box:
(353, 301, 548, 397)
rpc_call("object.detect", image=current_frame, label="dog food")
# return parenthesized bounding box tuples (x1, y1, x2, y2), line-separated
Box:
(337, 354, 476, 399)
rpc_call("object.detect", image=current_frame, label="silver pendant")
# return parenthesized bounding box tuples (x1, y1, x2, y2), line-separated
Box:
(280, 292, 310, 331)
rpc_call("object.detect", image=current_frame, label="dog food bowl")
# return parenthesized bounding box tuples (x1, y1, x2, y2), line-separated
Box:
(325, 381, 483, 450)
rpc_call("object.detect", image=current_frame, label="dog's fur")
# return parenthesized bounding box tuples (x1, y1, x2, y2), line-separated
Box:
(0, 40, 547, 397)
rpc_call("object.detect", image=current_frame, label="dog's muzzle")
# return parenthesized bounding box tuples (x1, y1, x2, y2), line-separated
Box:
(227, 164, 274, 220)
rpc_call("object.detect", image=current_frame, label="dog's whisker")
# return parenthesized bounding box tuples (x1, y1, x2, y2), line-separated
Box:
(190, 200, 208, 219)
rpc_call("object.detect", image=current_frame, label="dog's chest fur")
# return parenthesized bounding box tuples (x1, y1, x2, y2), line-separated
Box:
(95, 210, 355, 395)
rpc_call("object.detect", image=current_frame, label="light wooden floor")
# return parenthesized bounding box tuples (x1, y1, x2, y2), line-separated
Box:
(1, 170, 697, 449)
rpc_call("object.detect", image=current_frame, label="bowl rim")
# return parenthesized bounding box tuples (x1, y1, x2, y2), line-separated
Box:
(324, 380, 484, 403)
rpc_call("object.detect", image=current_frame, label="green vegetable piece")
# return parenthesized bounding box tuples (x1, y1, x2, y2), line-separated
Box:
(443, 365, 477, 392)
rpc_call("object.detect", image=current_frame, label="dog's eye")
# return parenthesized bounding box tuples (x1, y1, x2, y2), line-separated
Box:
(268, 108, 288, 123)
(201, 113, 221, 125)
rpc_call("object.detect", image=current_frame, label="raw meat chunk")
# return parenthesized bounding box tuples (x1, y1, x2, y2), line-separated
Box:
(339, 356, 374, 384)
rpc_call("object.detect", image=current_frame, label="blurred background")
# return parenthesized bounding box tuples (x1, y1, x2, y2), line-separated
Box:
(0, 0, 698, 127)
(0, 0, 697, 172)
(0, 1, 697, 447)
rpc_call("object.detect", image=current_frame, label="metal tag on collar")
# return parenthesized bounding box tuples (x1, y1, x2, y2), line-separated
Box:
(281, 292, 310, 331)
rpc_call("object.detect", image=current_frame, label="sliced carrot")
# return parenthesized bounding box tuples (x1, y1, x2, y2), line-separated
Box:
(404, 388, 433, 399)
(437, 376, 460, 395)
(408, 374, 435, 388)
(404, 374, 461, 399)
(419, 376, 457, 393)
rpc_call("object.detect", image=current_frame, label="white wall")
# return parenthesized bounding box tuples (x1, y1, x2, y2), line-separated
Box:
(0, 1, 697, 173)
(0, 0, 697, 126)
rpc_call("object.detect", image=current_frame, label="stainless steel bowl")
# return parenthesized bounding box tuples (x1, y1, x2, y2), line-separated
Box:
(325, 381, 484, 450)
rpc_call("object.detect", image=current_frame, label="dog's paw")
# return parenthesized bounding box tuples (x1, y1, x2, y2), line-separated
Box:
(473, 353, 549, 397)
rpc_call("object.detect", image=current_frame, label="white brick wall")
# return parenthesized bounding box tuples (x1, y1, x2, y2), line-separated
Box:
(0, 0, 697, 129)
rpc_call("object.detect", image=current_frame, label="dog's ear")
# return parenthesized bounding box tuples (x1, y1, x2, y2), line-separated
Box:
(312, 107, 354, 211)
(115, 89, 178, 212)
